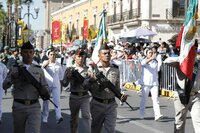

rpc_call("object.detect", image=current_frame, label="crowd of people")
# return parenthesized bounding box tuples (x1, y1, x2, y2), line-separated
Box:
(0, 38, 200, 133)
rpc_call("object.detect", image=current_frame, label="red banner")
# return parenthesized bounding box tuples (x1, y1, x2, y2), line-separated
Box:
(83, 19, 88, 39)
(52, 21, 61, 41)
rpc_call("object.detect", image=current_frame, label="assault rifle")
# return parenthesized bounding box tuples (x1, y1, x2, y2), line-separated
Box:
(69, 68, 92, 90)
(71, 69, 85, 84)
(19, 66, 58, 108)
(90, 63, 135, 110)
(177, 62, 198, 104)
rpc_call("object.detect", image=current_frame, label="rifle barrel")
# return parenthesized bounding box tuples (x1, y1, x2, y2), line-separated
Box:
(49, 99, 58, 108)
(125, 101, 135, 111)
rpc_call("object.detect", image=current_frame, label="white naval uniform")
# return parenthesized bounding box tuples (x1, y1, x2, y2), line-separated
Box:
(139, 58, 162, 119)
(0, 62, 7, 121)
(42, 60, 64, 122)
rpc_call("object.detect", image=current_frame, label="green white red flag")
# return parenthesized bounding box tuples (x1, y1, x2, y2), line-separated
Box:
(176, 0, 198, 80)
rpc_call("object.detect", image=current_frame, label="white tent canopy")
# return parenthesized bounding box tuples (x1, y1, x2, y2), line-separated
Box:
(121, 27, 157, 38)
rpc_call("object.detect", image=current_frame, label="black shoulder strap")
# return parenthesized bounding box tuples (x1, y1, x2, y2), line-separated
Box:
(20, 67, 43, 90)
(190, 62, 198, 88)
(183, 62, 198, 104)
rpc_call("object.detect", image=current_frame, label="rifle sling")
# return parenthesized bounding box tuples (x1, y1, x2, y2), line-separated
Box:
(20, 67, 43, 93)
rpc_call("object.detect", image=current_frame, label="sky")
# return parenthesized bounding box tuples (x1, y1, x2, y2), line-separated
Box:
(0, 0, 45, 31)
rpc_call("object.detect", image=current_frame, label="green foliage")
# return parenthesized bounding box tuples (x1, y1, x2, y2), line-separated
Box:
(0, 9, 7, 43)
(0, 10, 6, 25)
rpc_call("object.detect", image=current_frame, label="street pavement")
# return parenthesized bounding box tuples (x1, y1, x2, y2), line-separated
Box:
(0, 89, 195, 133)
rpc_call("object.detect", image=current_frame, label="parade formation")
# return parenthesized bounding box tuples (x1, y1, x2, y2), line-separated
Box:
(0, 0, 200, 133)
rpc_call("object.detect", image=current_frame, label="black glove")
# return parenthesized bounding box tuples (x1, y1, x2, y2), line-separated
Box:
(41, 93, 50, 101)
(177, 87, 188, 104)
(120, 94, 128, 102)
(39, 87, 50, 100)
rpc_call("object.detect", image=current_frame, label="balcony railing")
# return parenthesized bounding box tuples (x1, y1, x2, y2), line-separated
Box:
(166, 8, 185, 19)
(107, 8, 140, 25)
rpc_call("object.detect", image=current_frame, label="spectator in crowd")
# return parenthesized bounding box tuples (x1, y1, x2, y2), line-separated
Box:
(41, 50, 48, 63)
(138, 51, 145, 62)
(7, 48, 20, 70)
(66, 50, 75, 68)
(0, 46, 10, 65)
(33, 49, 41, 64)
(158, 42, 169, 61)
(168, 45, 179, 57)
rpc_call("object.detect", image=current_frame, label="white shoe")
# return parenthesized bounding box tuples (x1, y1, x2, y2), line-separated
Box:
(139, 113, 144, 120)
(42, 118, 48, 123)
(140, 116, 144, 120)
(155, 115, 163, 121)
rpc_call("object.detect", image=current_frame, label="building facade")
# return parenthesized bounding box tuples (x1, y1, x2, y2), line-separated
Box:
(42, 0, 74, 48)
(107, 0, 200, 43)
(43, 0, 109, 48)
(43, 0, 200, 48)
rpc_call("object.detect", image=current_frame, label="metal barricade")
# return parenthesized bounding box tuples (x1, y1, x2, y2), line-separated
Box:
(120, 60, 141, 90)
(160, 64, 176, 92)
(120, 60, 176, 94)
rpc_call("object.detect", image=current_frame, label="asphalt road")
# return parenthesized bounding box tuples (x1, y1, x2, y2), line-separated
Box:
(0, 89, 195, 133)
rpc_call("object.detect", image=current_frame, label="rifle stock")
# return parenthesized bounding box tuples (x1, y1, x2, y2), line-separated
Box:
(91, 63, 135, 110)
(72, 69, 85, 84)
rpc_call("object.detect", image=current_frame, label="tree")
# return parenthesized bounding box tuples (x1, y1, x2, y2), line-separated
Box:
(0, 8, 7, 47)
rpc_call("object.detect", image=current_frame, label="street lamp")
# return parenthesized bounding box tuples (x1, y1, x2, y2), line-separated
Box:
(0, 2, 3, 9)
(93, 7, 97, 27)
(76, 13, 80, 36)
(69, 15, 72, 35)
(6, 14, 15, 48)
(18, 0, 39, 31)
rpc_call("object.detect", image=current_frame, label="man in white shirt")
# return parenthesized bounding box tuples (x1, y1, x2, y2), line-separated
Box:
(42, 49, 64, 124)
(139, 47, 163, 121)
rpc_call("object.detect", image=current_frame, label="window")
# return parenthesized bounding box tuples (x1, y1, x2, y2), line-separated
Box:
(172, 0, 188, 17)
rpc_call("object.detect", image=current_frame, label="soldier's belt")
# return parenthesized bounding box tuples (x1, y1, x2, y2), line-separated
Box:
(14, 99, 39, 105)
(71, 91, 88, 96)
(93, 97, 115, 104)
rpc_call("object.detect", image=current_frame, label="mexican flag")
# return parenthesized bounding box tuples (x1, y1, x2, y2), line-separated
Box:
(176, 0, 198, 80)
(91, 10, 108, 64)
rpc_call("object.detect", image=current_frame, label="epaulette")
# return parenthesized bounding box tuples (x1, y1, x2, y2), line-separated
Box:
(34, 64, 41, 68)
(111, 63, 119, 69)
(84, 66, 89, 69)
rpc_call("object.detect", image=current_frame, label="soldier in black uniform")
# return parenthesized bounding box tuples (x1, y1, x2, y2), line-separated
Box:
(3, 41, 50, 133)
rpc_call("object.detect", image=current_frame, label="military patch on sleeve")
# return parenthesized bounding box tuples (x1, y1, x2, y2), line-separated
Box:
(34, 64, 41, 68)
